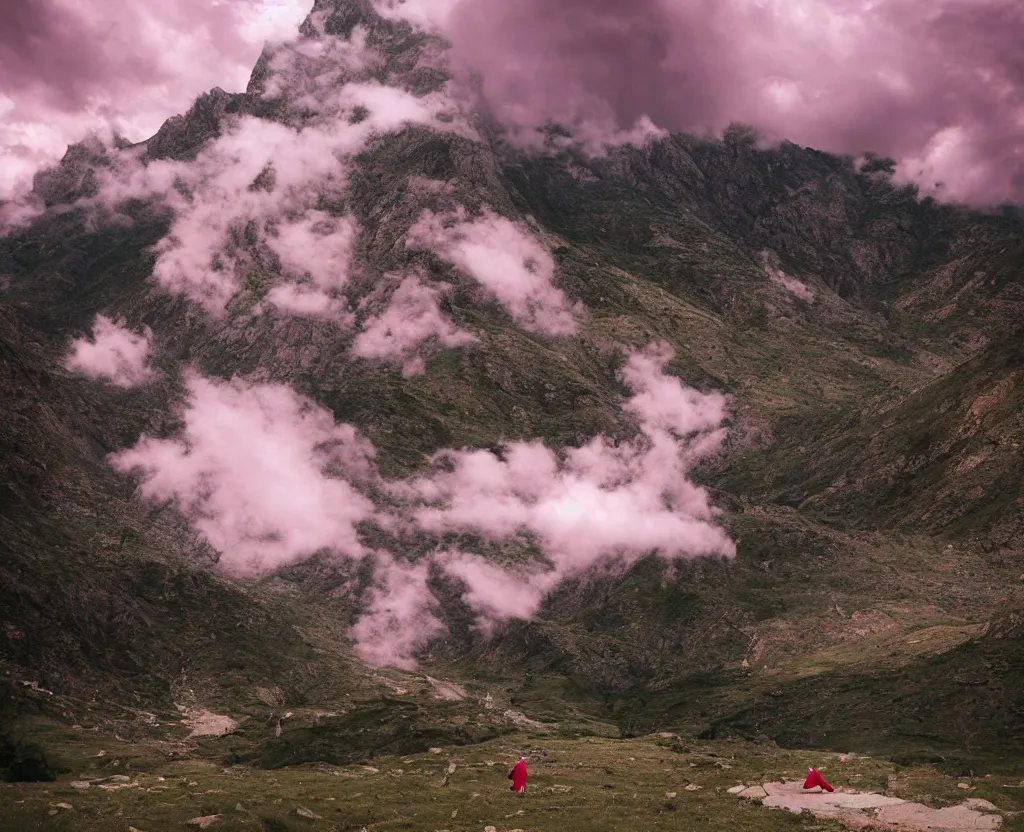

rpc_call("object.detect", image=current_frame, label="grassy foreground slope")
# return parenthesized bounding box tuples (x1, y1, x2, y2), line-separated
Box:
(3, 724, 1024, 832)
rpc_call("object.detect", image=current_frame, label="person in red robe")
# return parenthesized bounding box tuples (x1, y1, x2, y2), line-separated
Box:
(802, 768, 834, 792)
(508, 757, 528, 793)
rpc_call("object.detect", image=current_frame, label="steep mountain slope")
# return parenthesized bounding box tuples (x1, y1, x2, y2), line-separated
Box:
(711, 608, 1024, 774)
(722, 328, 1024, 545)
(1, 0, 1022, 773)
(0, 296, 365, 719)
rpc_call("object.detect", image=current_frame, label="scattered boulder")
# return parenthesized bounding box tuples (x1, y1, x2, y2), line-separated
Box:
(98, 781, 138, 791)
(502, 710, 544, 729)
(179, 707, 237, 738)
(425, 676, 467, 701)
(185, 815, 223, 829)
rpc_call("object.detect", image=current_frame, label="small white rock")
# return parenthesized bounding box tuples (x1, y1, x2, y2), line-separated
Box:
(185, 815, 222, 829)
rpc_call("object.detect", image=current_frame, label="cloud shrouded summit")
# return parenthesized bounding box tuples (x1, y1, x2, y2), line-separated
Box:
(424, 0, 1024, 205)
(0, 0, 309, 199)
(4, 0, 1023, 206)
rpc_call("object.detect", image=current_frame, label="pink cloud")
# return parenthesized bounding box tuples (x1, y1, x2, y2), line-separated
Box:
(334, 82, 472, 140)
(85, 77, 468, 316)
(261, 23, 383, 105)
(137, 116, 348, 316)
(621, 341, 729, 437)
(110, 372, 376, 574)
(262, 211, 359, 321)
(108, 370, 443, 668)
(262, 284, 353, 322)
(407, 207, 580, 336)
(0, 0, 309, 201)
(108, 343, 733, 665)
(256, 18, 472, 134)
(405, 342, 735, 630)
(564, 115, 667, 156)
(440, 553, 556, 635)
(374, 0, 461, 32)
(347, 555, 446, 671)
(0, 194, 46, 232)
(7, 0, 1022, 209)
(351, 274, 477, 375)
(437, 0, 1024, 206)
(65, 314, 155, 387)
(267, 211, 355, 280)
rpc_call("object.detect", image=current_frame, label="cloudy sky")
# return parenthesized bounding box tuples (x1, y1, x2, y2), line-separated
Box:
(0, 0, 310, 198)
(2, 0, 1022, 202)
(438, 0, 1024, 205)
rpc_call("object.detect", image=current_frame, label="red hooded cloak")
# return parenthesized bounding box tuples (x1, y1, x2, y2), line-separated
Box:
(508, 758, 528, 792)
(802, 768, 834, 792)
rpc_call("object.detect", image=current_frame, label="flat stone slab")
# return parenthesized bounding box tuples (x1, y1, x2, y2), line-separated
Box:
(876, 801, 1003, 831)
(734, 781, 1002, 831)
